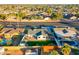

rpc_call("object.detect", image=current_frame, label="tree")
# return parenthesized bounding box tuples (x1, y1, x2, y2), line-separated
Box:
(15, 11, 25, 28)
(24, 29, 28, 34)
(0, 14, 6, 20)
(51, 12, 57, 20)
(75, 13, 79, 18)
(0, 24, 4, 31)
(72, 48, 79, 55)
(61, 43, 71, 55)
(50, 50, 59, 55)
(46, 7, 52, 14)
(16, 12, 25, 21)
(0, 14, 8, 27)
(56, 12, 63, 20)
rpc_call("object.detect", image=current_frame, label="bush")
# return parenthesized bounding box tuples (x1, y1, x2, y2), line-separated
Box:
(26, 40, 57, 46)
(24, 29, 28, 34)
(0, 25, 4, 31)
(72, 49, 79, 55)
(61, 44, 71, 55)
(50, 50, 59, 55)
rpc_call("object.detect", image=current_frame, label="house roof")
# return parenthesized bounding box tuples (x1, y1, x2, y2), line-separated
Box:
(35, 31, 42, 37)
(28, 28, 47, 36)
(54, 28, 76, 37)
(1, 28, 24, 35)
(70, 16, 77, 20)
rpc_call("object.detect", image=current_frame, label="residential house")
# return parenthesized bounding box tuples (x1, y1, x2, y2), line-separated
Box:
(24, 28, 49, 41)
(53, 27, 77, 38)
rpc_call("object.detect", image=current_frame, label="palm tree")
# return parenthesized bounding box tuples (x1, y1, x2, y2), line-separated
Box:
(0, 24, 4, 31)
(0, 14, 7, 26)
(61, 43, 71, 55)
(46, 7, 52, 15)
(16, 11, 25, 28)
(0, 14, 6, 20)
(15, 13, 19, 28)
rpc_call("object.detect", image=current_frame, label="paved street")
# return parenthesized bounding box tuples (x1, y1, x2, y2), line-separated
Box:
(61, 22, 79, 32)
(0, 21, 68, 28)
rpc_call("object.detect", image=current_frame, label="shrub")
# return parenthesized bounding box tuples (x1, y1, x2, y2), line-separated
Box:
(24, 29, 28, 34)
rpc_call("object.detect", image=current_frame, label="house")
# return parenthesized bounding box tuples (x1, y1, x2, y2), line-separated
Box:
(35, 31, 48, 40)
(63, 13, 74, 19)
(26, 28, 49, 41)
(53, 27, 77, 38)
(1, 28, 24, 37)
(0, 28, 24, 45)
(70, 16, 77, 20)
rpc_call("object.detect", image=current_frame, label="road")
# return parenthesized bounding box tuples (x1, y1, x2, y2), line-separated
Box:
(0, 21, 79, 30)
(0, 21, 68, 28)
(0, 21, 79, 34)
(61, 22, 79, 32)
(61, 22, 79, 28)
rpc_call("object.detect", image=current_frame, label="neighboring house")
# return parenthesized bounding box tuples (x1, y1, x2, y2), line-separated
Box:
(1, 28, 24, 37)
(63, 13, 77, 20)
(27, 29, 49, 40)
(63, 13, 74, 19)
(53, 27, 77, 38)
(70, 16, 77, 20)
(53, 27, 78, 46)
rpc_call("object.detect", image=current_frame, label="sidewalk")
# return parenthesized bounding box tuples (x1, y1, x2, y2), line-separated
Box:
(0, 19, 60, 22)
